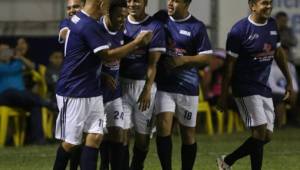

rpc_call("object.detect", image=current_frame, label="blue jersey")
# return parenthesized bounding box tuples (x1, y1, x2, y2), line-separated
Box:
(227, 16, 281, 98)
(58, 18, 70, 44)
(120, 15, 166, 80)
(98, 16, 124, 103)
(56, 11, 109, 98)
(154, 10, 212, 96)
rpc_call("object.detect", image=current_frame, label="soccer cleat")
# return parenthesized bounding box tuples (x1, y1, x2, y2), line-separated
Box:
(216, 155, 231, 170)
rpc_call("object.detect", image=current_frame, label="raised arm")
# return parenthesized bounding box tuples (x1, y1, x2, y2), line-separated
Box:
(98, 31, 153, 62)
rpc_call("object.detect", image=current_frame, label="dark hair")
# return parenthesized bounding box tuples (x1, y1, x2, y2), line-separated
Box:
(275, 11, 288, 19)
(184, 0, 192, 4)
(248, 0, 257, 4)
(109, 0, 127, 15)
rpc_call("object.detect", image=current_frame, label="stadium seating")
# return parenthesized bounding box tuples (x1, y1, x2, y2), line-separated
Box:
(31, 64, 54, 139)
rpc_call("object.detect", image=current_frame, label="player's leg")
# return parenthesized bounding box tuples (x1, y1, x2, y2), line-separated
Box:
(53, 95, 85, 170)
(54, 141, 77, 170)
(69, 144, 82, 170)
(80, 96, 105, 170)
(106, 98, 126, 170)
(250, 97, 275, 170)
(176, 94, 198, 170)
(131, 84, 157, 170)
(122, 129, 131, 170)
(155, 91, 176, 170)
(99, 134, 109, 170)
(222, 95, 269, 169)
(81, 133, 103, 170)
(130, 132, 150, 170)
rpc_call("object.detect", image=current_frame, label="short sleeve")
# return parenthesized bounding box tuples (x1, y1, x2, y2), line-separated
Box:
(226, 27, 242, 58)
(195, 24, 213, 55)
(149, 22, 166, 52)
(82, 22, 109, 53)
(58, 19, 70, 43)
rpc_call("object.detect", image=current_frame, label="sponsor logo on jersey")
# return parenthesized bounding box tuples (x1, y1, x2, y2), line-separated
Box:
(270, 31, 277, 35)
(248, 33, 259, 40)
(179, 30, 191, 37)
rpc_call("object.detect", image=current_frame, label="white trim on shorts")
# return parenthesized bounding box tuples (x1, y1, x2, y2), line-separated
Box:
(234, 95, 275, 132)
(55, 95, 105, 145)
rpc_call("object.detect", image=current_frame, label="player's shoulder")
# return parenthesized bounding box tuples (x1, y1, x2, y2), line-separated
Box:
(71, 11, 98, 29)
(267, 17, 277, 27)
(59, 18, 70, 28)
(229, 17, 249, 35)
(153, 10, 169, 23)
(147, 15, 165, 30)
(189, 15, 206, 29)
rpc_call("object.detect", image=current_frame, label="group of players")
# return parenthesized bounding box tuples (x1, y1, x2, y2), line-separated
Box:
(53, 0, 294, 170)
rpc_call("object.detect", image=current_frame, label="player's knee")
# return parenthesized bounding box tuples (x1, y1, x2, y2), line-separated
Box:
(156, 113, 172, 136)
(134, 134, 150, 151)
(85, 133, 103, 148)
(180, 127, 196, 145)
(62, 142, 77, 152)
(264, 130, 273, 144)
(107, 127, 124, 143)
(252, 124, 267, 140)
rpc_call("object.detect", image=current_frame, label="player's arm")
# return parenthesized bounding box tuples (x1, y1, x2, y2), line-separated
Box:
(217, 55, 237, 111)
(274, 46, 294, 102)
(58, 19, 70, 43)
(97, 31, 152, 62)
(170, 53, 212, 68)
(170, 25, 213, 68)
(138, 51, 162, 111)
(58, 28, 69, 43)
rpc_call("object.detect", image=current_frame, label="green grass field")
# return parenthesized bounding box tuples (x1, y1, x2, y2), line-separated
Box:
(0, 128, 300, 170)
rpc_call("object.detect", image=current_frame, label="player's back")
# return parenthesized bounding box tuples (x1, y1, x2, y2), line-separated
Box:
(56, 11, 106, 98)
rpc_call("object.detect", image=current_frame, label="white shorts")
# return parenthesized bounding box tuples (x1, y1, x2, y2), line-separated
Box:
(234, 95, 275, 131)
(121, 78, 156, 134)
(104, 97, 124, 129)
(155, 91, 198, 127)
(55, 95, 105, 145)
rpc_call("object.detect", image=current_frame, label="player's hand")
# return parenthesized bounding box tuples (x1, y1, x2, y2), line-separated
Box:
(216, 94, 228, 112)
(137, 87, 151, 112)
(135, 31, 153, 47)
(169, 56, 186, 69)
(283, 82, 294, 104)
(102, 74, 117, 91)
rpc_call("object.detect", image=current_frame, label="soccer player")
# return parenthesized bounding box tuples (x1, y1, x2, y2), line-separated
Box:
(98, 1, 128, 170)
(58, 0, 84, 44)
(153, 0, 212, 169)
(120, 0, 166, 169)
(217, 0, 294, 170)
(52, 0, 152, 169)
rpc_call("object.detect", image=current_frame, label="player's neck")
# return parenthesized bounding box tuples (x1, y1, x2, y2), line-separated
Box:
(129, 13, 147, 22)
(250, 14, 268, 24)
(82, 5, 102, 20)
(104, 15, 117, 32)
(172, 11, 189, 20)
